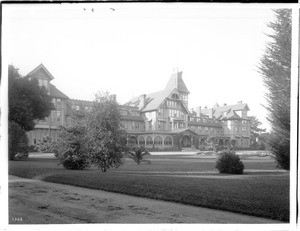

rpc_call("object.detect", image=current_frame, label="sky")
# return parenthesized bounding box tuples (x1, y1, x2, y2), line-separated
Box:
(3, 3, 280, 131)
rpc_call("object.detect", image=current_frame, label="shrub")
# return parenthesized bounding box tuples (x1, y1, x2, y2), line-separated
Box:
(216, 150, 244, 174)
(126, 146, 151, 164)
(36, 136, 58, 153)
(8, 121, 29, 160)
(29, 145, 39, 152)
(56, 126, 90, 170)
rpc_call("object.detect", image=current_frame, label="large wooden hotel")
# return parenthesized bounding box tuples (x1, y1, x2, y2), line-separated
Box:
(26, 64, 251, 150)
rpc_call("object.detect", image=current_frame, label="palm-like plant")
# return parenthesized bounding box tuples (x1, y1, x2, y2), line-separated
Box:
(126, 146, 151, 165)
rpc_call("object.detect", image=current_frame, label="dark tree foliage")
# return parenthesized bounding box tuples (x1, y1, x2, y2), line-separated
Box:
(86, 92, 127, 172)
(9, 121, 29, 160)
(8, 65, 54, 131)
(8, 65, 54, 160)
(258, 9, 291, 170)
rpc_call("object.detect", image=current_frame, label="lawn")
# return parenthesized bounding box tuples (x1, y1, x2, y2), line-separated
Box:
(9, 155, 289, 222)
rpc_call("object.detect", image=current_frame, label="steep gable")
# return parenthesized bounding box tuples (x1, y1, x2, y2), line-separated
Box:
(26, 63, 54, 81)
(164, 71, 190, 94)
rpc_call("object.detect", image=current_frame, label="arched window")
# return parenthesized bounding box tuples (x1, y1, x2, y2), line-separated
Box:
(172, 93, 179, 99)
(138, 136, 145, 146)
(128, 136, 137, 146)
(154, 136, 163, 146)
(164, 136, 172, 146)
(146, 136, 153, 145)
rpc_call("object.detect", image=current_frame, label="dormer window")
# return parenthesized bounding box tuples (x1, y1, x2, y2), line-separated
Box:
(38, 79, 48, 89)
(120, 110, 127, 116)
(57, 98, 61, 106)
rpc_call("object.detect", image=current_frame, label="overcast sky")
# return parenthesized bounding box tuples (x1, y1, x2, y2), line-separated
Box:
(3, 3, 280, 131)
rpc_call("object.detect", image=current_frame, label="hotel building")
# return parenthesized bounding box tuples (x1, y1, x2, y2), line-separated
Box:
(25, 64, 251, 149)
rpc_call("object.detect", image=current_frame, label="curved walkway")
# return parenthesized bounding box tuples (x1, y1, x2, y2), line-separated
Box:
(9, 175, 281, 224)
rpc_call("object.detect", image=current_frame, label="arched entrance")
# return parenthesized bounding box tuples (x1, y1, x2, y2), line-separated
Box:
(181, 135, 191, 148)
(219, 139, 224, 146)
(224, 139, 229, 147)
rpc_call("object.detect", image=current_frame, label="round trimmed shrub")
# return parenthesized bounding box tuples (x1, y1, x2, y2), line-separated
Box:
(216, 150, 244, 174)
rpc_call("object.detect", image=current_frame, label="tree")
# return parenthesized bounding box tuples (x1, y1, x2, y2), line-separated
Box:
(8, 121, 29, 160)
(8, 65, 54, 160)
(56, 125, 91, 170)
(86, 92, 127, 172)
(55, 106, 90, 170)
(258, 9, 291, 169)
(126, 146, 151, 165)
(9, 65, 54, 131)
(248, 116, 266, 148)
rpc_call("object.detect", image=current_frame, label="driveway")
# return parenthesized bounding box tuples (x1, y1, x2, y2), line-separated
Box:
(9, 175, 281, 224)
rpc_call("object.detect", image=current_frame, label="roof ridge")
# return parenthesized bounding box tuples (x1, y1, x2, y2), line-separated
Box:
(26, 63, 54, 80)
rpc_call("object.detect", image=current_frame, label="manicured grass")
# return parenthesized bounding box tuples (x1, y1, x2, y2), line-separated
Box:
(9, 155, 289, 222)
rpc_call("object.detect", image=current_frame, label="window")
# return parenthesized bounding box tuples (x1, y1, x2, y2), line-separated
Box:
(164, 136, 172, 146)
(158, 121, 164, 130)
(154, 136, 163, 145)
(158, 109, 163, 117)
(57, 111, 61, 123)
(57, 99, 62, 106)
(146, 136, 153, 145)
(138, 136, 145, 145)
(120, 110, 127, 115)
(38, 79, 48, 88)
(51, 111, 56, 123)
(130, 111, 140, 116)
(171, 93, 179, 99)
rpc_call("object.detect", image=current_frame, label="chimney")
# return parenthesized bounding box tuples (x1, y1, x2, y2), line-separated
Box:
(196, 106, 201, 117)
(111, 94, 116, 101)
(238, 100, 242, 104)
(209, 108, 213, 118)
(139, 94, 146, 110)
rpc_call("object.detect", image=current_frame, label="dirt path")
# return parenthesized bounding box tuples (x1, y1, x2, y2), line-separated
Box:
(9, 175, 281, 224)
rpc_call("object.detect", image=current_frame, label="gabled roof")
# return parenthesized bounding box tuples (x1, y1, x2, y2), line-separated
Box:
(125, 89, 172, 112)
(171, 128, 199, 135)
(213, 103, 250, 112)
(201, 103, 250, 119)
(223, 109, 241, 120)
(50, 84, 69, 99)
(124, 88, 190, 113)
(164, 71, 190, 94)
(26, 63, 54, 80)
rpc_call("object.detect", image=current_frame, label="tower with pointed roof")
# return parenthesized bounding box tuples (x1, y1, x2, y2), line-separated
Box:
(164, 71, 190, 108)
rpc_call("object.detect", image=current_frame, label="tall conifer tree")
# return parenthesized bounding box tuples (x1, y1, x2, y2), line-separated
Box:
(259, 9, 291, 169)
